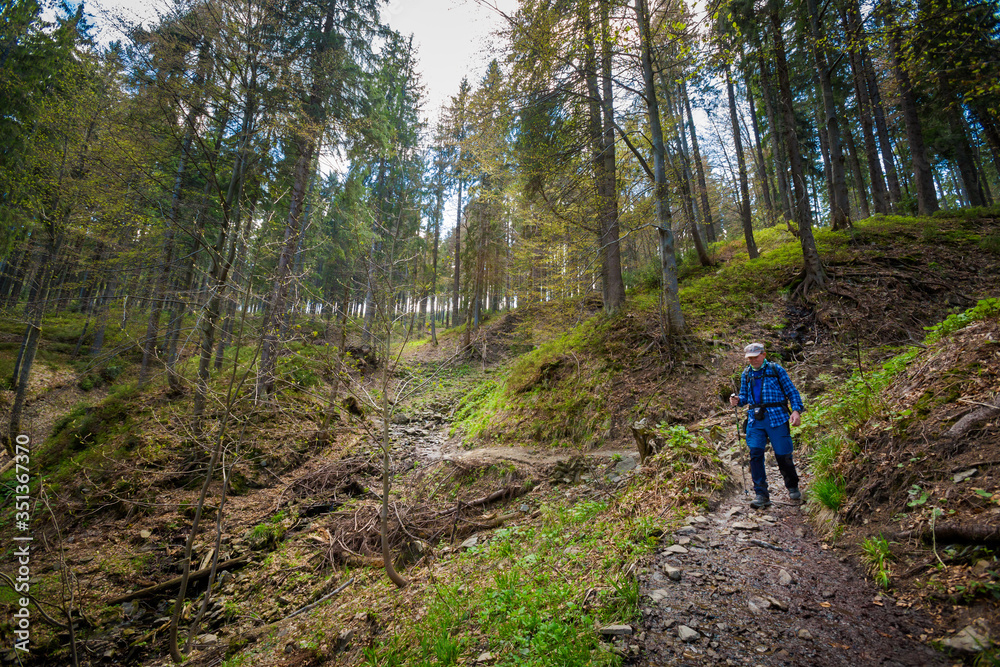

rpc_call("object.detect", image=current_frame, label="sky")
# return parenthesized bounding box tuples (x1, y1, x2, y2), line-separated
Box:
(87, 0, 516, 126)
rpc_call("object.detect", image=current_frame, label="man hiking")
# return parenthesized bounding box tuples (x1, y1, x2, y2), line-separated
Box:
(730, 342, 804, 509)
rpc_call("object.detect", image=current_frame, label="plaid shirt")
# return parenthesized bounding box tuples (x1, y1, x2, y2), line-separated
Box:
(737, 361, 804, 428)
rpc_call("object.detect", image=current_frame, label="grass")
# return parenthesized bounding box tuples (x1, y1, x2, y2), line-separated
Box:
(811, 476, 845, 511)
(359, 496, 657, 666)
(861, 534, 894, 589)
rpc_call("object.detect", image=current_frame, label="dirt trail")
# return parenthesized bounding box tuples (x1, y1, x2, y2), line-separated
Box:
(636, 457, 948, 666)
(390, 413, 635, 468)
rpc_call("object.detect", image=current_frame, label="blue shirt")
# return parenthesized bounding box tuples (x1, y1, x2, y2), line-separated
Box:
(737, 361, 804, 428)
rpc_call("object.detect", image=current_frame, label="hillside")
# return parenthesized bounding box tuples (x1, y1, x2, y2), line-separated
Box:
(1, 214, 999, 666)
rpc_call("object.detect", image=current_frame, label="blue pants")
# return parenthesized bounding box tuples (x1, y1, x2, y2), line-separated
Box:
(747, 419, 798, 498)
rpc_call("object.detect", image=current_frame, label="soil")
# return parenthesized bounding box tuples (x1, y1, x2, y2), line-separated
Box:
(635, 459, 948, 666)
(3, 217, 998, 666)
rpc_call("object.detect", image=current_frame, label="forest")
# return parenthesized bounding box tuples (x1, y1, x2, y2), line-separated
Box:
(1, 0, 1000, 664)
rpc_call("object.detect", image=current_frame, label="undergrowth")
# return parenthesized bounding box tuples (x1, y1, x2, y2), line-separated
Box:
(861, 534, 894, 589)
(801, 298, 1000, 513)
(361, 497, 655, 666)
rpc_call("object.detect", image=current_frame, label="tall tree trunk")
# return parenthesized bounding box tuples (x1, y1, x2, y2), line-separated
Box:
(598, 0, 625, 313)
(725, 61, 758, 258)
(258, 2, 337, 395)
(758, 54, 795, 224)
(5, 230, 61, 453)
(770, 7, 826, 292)
(451, 178, 463, 327)
(884, 0, 938, 215)
(863, 43, 903, 208)
(807, 0, 850, 229)
(842, 0, 888, 215)
(939, 74, 985, 207)
(664, 83, 710, 266)
(636, 0, 684, 332)
(843, 122, 871, 218)
(258, 138, 316, 396)
(741, 58, 776, 225)
(682, 82, 717, 242)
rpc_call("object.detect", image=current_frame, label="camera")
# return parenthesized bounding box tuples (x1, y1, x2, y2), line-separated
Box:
(753, 406, 766, 420)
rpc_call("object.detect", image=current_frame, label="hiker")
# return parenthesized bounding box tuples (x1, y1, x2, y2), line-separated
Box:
(729, 342, 804, 509)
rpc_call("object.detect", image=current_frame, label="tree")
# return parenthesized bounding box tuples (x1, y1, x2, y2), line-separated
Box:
(634, 0, 684, 332)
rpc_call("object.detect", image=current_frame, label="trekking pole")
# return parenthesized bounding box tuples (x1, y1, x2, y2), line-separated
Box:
(729, 379, 750, 499)
(732, 403, 750, 498)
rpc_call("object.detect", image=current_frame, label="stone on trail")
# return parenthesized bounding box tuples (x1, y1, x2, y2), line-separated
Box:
(677, 625, 700, 642)
(675, 525, 697, 536)
(765, 596, 788, 611)
(731, 521, 760, 531)
(953, 468, 977, 484)
(747, 596, 772, 612)
(650, 589, 669, 602)
(476, 652, 495, 663)
(663, 564, 682, 581)
(459, 536, 479, 550)
(942, 619, 992, 654)
(615, 456, 637, 474)
(665, 544, 689, 554)
(139, 530, 151, 539)
(797, 628, 813, 640)
(778, 569, 794, 586)
(599, 625, 633, 637)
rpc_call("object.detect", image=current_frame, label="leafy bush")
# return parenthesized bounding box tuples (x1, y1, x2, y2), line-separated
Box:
(861, 534, 894, 589)
(924, 298, 1000, 344)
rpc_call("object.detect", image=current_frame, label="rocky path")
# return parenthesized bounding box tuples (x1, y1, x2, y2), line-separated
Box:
(636, 461, 948, 666)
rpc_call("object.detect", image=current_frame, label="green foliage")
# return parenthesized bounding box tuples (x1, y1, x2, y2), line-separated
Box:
(678, 226, 847, 324)
(452, 379, 504, 440)
(623, 257, 661, 290)
(247, 520, 286, 550)
(360, 498, 656, 666)
(979, 233, 1000, 255)
(924, 298, 1000, 344)
(280, 353, 320, 389)
(861, 534, 894, 589)
(811, 476, 845, 511)
(810, 434, 846, 478)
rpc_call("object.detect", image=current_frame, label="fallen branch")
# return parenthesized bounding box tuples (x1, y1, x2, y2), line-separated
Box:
(107, 557, 250, 605)
(949, 459, 1000, 473)
(433, 481, 536, 518)
(465, 481, 537, 509)
(891, 523, 1000, 546)
(280, 577, 354, 622)
(947, 395, 1000, 438)
(749, 538, 789, 552)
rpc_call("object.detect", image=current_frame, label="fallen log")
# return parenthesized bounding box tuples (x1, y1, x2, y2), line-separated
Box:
(947, 396, 1000, 438)
(107, 556, 250, 605)
(892, 523, 1000, 546)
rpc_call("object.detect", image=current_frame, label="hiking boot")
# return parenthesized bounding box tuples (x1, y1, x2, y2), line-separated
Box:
(750, 495, 771, 509)
(788, 488, 802, 501)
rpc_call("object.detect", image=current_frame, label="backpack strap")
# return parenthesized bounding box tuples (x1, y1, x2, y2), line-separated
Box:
(746, 362, 791, 411)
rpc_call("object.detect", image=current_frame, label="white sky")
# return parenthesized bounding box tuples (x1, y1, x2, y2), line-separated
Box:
(87, 0, 516, 126)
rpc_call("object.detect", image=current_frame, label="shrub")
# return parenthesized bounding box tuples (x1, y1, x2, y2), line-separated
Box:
(861, 534, 894, 589)
(812, 476, 845, 511)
